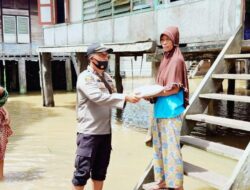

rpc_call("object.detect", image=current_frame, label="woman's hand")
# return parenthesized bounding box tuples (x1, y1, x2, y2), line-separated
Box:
(143, 97, 152, 101)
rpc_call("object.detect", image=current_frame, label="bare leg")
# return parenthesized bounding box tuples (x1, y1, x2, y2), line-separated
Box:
(72, 185, 84, 190)
(0, 160, 4, 180)
(92, 180, 104, 190)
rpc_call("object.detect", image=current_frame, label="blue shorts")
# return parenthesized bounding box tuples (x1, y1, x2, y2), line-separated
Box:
(72, 133, 112, 186)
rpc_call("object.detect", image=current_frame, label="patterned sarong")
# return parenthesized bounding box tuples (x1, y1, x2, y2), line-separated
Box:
(0, 107, 12, 160)
(152, 115, 183, 188)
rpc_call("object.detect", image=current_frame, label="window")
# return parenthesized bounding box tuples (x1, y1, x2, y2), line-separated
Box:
(3, 15, 30, 43)
(113, 0, 130, 15)
(97, 0, 112, 18)
(38, 0, 69, 24)
(55, 0, 65, 23)
(17, 16, 30, 43)
(83, 1, 97, 21)
(132, 0, 152, 11)
(3, 16, 16, 43)
(38, 0, 55, 24)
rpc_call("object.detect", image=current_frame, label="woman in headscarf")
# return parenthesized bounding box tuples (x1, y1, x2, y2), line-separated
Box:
(0, 86, 12, 180)
(146, 26, 189, 190)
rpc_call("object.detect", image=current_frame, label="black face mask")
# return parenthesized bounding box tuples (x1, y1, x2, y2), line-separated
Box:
(94, 60, 108, 70)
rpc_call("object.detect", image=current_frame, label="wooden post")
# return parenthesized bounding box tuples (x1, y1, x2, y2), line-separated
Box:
(246, 59, 250, 90)
(39, 53, 54, 107)
(71, 53, 80, 75)
(65, 58, 73, 91)
(227, 61, 236, 95)
(115, 53, 123, 93)
(11, 61, 18, 91)
(207, 100, 217, 135)
(77, 53, 88, 73)
(71, 53, 88, 75)
(115, 54, 123, 119)
(18, 58, 27, 94)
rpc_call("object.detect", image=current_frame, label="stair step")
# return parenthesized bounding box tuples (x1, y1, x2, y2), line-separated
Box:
(199, 93, 250, 103)
(212, 74, 250, 80)
(224, 53, 250, 59)
(181, 136, 244, 160)
(184, 161, 228, 189)
(186, 114, 250, 131)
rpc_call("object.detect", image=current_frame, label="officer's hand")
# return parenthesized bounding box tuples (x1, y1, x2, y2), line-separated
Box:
(125, 94, 141, 103)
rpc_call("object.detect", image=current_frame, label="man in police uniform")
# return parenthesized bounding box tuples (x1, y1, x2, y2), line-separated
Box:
(72, 43, 140, 190)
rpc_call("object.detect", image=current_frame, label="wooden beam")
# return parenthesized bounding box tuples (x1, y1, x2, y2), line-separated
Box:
(37, 41, 156, 53)
(133, 160, 154, 190)
(224, 53, 250, 59)
(199, 93, 250, 103)
(212, 74, 250, 80)
(186, 114, 250, 132)
(180, 136, 244, 160)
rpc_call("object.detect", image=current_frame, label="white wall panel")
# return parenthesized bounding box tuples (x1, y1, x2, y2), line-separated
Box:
(96, 20, 113, 43)
(55, 26, 67, 45)
(68, 23, 83, 45)
(83, 22, 97, 43)
(44, 27, 55, 46)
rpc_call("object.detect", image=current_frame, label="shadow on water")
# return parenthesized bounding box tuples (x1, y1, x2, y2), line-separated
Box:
(4, 168, 45, 182)
(5, 97, 59, 151)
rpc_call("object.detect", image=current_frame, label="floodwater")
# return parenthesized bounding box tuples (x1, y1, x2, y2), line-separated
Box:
(121, 77, 250, 149)
(0, 77, 249, 190)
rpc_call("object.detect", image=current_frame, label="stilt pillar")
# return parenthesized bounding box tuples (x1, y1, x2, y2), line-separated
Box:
(65, 58, 73, 91)
(39, 53, 54, 107)
(18, 58, 27, 94)
(71, 53, 88, 76)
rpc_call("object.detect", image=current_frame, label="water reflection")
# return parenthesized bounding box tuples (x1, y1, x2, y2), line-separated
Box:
(4, 168, 45, 182)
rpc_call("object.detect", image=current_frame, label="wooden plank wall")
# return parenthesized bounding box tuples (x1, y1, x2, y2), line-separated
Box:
(30, 15, 43, 45)
(30, 0, 43, 45)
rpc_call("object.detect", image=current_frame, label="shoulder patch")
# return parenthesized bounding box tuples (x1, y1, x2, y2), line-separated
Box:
(84, 75, 94, 83)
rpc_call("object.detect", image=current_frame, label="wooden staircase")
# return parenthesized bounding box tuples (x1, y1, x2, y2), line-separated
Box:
(134, 26, 250, 190)
(187, 61, 199, 78)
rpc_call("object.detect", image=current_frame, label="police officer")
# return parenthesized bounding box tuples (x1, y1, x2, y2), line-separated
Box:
(72, 43, 140, 190)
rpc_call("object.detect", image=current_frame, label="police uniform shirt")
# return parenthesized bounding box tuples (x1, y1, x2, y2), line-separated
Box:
(76, 66, 125, 135)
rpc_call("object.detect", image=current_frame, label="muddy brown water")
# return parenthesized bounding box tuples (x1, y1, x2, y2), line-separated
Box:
(0, 77, 249, 190)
